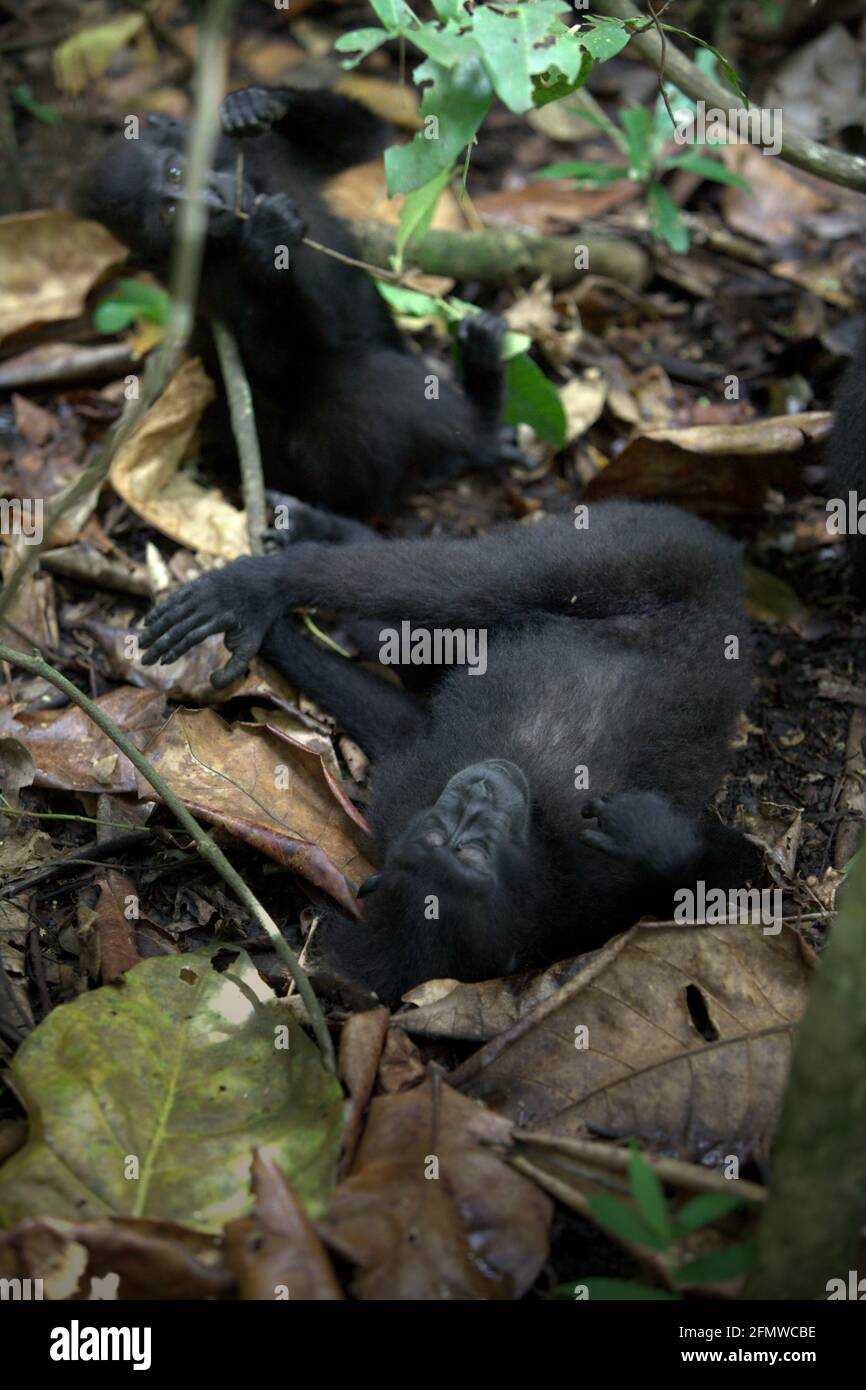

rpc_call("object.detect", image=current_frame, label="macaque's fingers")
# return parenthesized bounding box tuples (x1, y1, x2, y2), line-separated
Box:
(146, 617, 226, 668)
(141, 587, 200, 643)
(579, 828, 629, 861)
(211, 644, 256, 689)
(142, 608, 221, 665)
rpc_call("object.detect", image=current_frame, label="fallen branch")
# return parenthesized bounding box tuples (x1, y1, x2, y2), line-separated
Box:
(593, 0, 866, 193)
(352, 219, 651, 290)
(210, 317, 267, 556)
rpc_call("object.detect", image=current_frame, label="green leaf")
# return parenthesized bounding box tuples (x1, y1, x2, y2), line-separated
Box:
(377, 283, 447, 317)
(394, 165, 453, 269)
(628, 1143, 672, 1243)
(647, 180, 690, 253)
(0, 949, 343, 1233)
(535, 160, 625, 186)
(93, 300, 139, 334)
(620, 104, 653, 181)
(334, 28, 391, 68)
(472, 2, 569, 114)
(412, 26, 479, 67)
(587, 1193, 670, 1252)
(385, 56, 491, 195)
(370, 0, 417, 32)
(532, 41, 593, 108)
(11, 83, 60, 125)
(94, 278, 170, 333)
(664, 152, 749, 189)
(552, 1277, 681, 1300)
(502, 329, 531, 359)
(574, 16, 632, 62)
(431, 0, 468, 20)
(675, 1242, 755, 1285)
(671, 1192, 746, 1240)
(503, 352, 567, 446)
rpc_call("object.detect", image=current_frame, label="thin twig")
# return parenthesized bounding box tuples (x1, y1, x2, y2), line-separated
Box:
(210, 317, 267, 556)
(0, 641, 335, 1071)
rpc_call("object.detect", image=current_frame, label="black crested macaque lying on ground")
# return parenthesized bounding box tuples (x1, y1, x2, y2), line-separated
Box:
(138, 499, 762, 1004)
(74, 85, 515, 517)
(828, 323, 866, 598)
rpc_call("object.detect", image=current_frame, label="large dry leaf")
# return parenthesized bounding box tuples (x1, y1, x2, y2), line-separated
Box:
(109, 358, 249, 558)
(0, 687, 166, 794)
(456, 923, 815, 1166)
(0, 949, 343, 1233)
(319, 1076, 552, 1299)
(136, 706, 372, 913)
(0, 211, 126, 342)
(585, 413, 831, 510)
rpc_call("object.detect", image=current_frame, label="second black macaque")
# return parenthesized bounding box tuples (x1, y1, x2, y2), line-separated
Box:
(828, 323, 866, 598)
(139, 499, 761, 1005)
(74, 85, 514, 517)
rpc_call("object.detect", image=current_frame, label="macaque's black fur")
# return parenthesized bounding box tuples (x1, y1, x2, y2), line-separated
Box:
(139, 500, 760, 1004)
(828, 324, 866, 598)
(74, 86, 512, 516)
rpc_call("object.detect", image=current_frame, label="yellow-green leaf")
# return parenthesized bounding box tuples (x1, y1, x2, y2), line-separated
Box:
(0, 950, 343, 1233)
(53, 13, 146, 96)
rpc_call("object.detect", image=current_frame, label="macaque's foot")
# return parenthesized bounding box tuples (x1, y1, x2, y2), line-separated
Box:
(220, 87, 290, 138)
(579, 791, 702, 878)
(140, 557, 283, 688)
(265, 494, 374, 546)
(457, 310, 507, 372)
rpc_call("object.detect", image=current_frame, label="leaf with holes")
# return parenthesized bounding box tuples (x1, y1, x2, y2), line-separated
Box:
(460, 922, 815, 1168)
(0, 950, 343, 1233)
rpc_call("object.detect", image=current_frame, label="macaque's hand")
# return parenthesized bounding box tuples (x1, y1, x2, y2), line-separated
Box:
(141, 558, 283, 688)
(220, 87, 291, 138)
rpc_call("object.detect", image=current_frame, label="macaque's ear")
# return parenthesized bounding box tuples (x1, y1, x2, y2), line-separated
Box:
(357, 872, 383, 899)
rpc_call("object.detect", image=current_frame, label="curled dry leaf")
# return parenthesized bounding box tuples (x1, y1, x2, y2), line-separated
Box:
(109, 358, 249, 558)
(0, 211, 126, 343)
(319, 1075, 552, 1300)
(585, 413, 831, 511)
(134, 706, 373, 914)
(454, 922, 815, 1168)
(0, 736, 35, 809)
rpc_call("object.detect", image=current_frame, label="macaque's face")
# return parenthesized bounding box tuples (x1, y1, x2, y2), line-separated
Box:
(358, 760, 534, 983)
(74, 117, 253, 257)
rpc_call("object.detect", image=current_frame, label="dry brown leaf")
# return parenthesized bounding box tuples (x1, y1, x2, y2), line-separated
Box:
(134, 706, 372, 913)
(585, 413, 831, 510)
(720, 145, 832, 247)
(457, 922, 814, 1167)
(320, 1076, 552, 1299)
(0, 687, 165, 795)
(0, 1215, 231, 1300)
(0, 211, 126, 342)
(84, 870, 142, 982)
(225, 1150, 343, 1301)
(109, 358, 248, 558)
(339, 1007, 390, 1175)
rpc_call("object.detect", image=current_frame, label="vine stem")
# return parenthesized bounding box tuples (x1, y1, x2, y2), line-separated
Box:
(0, 641, 335, 1072)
